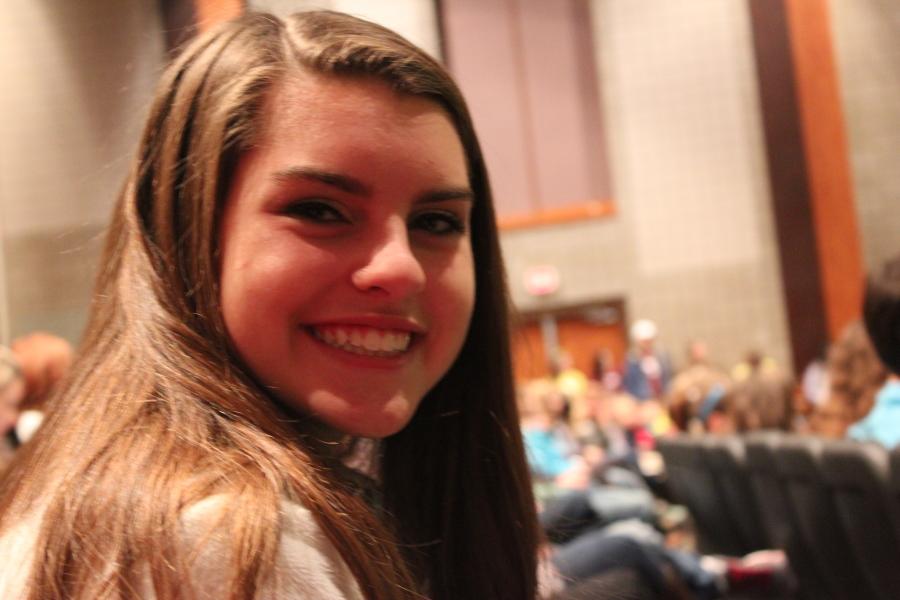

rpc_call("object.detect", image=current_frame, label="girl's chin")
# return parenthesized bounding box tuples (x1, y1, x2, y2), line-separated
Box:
(319, 411, 414, 439)
(282, 393, 419, 441)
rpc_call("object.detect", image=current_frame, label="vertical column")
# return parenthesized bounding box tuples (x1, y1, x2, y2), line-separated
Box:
(785, 0, 863, 339)
(157, 0, 196, 53)
(748, 0, 861, 372)
(157, 0, 244, 53)
(194, 0, 244, 32)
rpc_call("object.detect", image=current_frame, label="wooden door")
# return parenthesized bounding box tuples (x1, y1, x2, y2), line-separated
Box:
(511, 323, 549, 382)
(557, 317, 627, 377)
(511, 302, 627, 382)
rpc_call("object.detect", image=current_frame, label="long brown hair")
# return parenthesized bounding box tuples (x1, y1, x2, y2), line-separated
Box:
(811, 320, 888, 437)
(0, 11, 538, 600)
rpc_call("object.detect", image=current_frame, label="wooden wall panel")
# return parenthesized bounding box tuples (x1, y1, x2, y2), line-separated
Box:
(748, 0, 828, 373)
(157, 0, 244, 53)
(194, 0, 244, 32)
(749, 0, 861, 372)
(440, 0, 614, 227)
(785, 0, 863, 338)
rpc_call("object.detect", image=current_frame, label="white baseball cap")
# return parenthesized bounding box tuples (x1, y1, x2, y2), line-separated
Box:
(630, 319, 658, 341)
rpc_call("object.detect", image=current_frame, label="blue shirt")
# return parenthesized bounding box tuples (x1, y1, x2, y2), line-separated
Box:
(522, 428, 575, 479)
(848, 380, 900, 448)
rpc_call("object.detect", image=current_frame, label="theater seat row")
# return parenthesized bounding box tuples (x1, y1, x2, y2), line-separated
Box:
(656, 433, 900, 600)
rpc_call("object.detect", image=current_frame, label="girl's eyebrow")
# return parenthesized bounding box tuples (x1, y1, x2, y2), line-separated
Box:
(273, 166, 370, 196)
(272, 166, 474, 204)
(418, 187, 475, 204)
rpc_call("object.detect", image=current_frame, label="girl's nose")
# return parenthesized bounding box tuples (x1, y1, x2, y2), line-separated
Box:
(351, 223, 426, 299)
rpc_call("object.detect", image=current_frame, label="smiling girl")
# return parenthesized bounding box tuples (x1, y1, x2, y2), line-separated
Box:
(0, 11, 538, 600)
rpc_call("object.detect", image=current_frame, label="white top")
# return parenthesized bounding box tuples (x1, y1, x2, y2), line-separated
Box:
(14, 409, 44, 444)
(0, 494, 365, 599)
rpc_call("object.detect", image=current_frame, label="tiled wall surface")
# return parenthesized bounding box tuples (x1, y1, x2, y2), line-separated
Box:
(0, 0, 164, 342)
(3, 226, 105, 343)
(830, 0, 900, 275)
(504, 0, 791, 372)
(248, 0, 441, 59)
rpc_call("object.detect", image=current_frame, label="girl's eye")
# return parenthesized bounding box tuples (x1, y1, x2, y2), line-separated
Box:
(284, 200, 349, 224)
(410, 211, 466, 236)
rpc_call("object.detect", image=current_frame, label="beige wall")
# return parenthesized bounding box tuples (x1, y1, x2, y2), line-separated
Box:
(495, 0, 899, 373)
(0, 1, 165, 344)
(504, 0, 791, 372)
(830, 0, 900, 275)
(248, 0, 442, 59)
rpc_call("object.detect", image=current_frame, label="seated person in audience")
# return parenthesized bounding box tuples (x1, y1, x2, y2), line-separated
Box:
(692, 378, 789, 435)
(591, 347, 622, 392)
(519, 380, 592, 497)
(534, 390, 786, 598)
(693, 384, 736, 435)
(575, 388, 635, 462)
(607, 393, 654, 462)
(541, 472, 725, 600)
(667, 340, 730, 432)
(848, 253, 900, 447)
(730, 349, 780, 382)
(569, 381, 611, 468)
(8, 332, 73, 444)
(0, 348, 25, 470)
(552, 349, 590, 424)
(729, 367, 793, 432)
(623, 319, 673, 402)
(801, 344, 829, 408)
(811, 320, 888, 437)
(639, 398, 675, 440)
(518, 381, 667, 596)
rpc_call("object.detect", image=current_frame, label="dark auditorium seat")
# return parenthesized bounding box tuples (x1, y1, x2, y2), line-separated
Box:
(778, 436, 879, 600)
(657, 435, 745, 556)
(701, 435, 768, 553)
(890, 447, 900, 534)
(822, 440, 900, 600)
(744, 431, 829, 600)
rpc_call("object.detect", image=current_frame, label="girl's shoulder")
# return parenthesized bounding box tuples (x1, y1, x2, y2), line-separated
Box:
(0, 508, 40, 598)
(178, 494, 365, 600)
(0, 494, 364, 600)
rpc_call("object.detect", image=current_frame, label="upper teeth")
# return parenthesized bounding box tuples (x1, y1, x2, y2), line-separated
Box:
(312, 325, 412, 356)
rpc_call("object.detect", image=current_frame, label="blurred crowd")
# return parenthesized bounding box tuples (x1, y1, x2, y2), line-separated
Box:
(520, 314, 893, 502)
(520, 287, 899, 598)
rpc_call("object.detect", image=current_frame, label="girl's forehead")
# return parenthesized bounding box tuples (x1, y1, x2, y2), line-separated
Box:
(239, 74, 469, 193)
(259, 72, 450, 141)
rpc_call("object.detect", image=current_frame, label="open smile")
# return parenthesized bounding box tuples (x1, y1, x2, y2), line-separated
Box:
(308, 324, 415, 357)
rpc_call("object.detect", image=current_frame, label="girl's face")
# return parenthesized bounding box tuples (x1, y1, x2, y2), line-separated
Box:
(219, 74, 475, 438)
